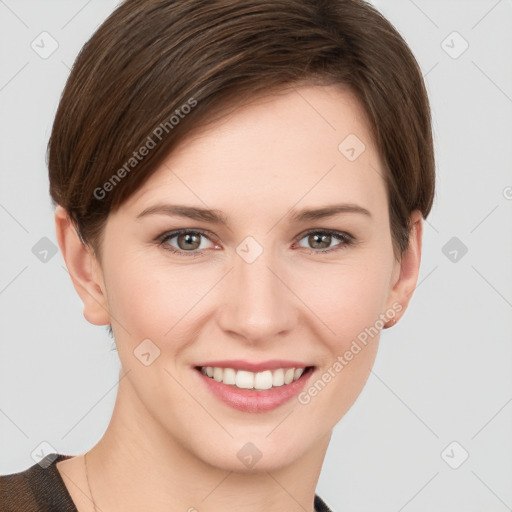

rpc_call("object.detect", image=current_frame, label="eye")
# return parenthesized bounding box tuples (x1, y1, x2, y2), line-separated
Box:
(158, 229, 217, 256)
(156, 228, 355, 258)
(296, 229, 354, 253)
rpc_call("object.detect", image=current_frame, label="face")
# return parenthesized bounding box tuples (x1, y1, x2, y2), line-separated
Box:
(74, 84, 419, 472)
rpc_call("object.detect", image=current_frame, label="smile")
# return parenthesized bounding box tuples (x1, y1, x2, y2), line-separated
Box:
(194, 364, 315, 413)
(199, 366, 308, 391)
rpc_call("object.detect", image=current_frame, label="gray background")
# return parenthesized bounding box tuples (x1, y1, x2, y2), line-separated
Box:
(1, 1, 511, 511)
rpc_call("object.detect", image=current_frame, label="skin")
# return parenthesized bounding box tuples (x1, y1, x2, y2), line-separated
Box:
(54, 84, 422, 512)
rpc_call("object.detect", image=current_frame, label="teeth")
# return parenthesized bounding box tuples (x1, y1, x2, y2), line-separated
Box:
(223, 367, 236, 385)
(284, 368, 295, 385)
(213, 367, 223, 382)
(200, 366, 308, 390)
(294, 368, 304, 380)
(254, 370, 273, 390)
(236, 370, 254, 389)
(272, 368, 285, 387)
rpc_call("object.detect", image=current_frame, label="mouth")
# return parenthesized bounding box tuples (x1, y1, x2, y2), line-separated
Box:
(194, 364, 315, 413)
(195, 365, 314, 390)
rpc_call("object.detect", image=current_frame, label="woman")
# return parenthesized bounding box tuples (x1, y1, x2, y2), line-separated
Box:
(0, 0, 434, 510)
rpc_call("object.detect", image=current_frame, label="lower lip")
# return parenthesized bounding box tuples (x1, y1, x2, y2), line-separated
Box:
(196, 367, 314, 413)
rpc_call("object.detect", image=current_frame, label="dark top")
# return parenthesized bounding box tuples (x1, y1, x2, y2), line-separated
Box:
(0, 453, 334, 511)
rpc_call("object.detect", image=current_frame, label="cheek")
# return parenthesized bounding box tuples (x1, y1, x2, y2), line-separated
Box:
(292, 261, 390, 425)
(103, 257, 216, 342)
(291, 258, 393, 346)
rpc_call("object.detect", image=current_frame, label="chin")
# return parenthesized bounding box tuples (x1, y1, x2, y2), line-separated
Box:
(188, 430, 317, 474)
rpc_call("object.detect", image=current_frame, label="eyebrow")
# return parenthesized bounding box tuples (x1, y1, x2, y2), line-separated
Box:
(136, 203, 371, 226)
(288, 204, 371, 222)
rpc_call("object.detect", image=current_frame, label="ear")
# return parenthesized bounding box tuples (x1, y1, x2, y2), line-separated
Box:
(54, 205, 111, 326)
(384, 210, 423, 327)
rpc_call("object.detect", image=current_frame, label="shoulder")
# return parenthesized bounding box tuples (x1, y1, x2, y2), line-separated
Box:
(315, 493, 336, 512)
(0, 454, 77, 512)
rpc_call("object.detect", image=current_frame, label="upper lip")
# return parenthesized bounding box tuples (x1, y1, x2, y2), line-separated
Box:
(195, 360, 313, 372)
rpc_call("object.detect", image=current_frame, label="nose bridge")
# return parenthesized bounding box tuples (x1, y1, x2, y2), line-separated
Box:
(219, 243, 296, 342)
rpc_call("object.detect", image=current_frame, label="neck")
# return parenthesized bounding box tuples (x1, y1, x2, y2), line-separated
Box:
(86, 370, 330, 512)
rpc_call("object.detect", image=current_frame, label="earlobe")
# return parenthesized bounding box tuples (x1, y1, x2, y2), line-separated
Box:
(384, 210, 423, 328)
(54, 205, 111, 326)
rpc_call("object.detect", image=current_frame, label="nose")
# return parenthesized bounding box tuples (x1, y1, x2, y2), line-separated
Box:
(216, 248, 298, 344)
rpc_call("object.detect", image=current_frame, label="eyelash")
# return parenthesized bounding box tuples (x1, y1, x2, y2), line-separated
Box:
(156, 228, 355, 258)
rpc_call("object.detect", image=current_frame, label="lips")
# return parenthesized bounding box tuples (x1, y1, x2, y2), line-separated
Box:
(194, 361, 315, 413)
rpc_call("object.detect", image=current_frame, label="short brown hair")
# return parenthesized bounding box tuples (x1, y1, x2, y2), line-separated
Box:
(48, 0, 435, 260)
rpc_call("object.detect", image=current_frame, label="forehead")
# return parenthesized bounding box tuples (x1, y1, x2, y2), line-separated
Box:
(124, 84, 386, 215)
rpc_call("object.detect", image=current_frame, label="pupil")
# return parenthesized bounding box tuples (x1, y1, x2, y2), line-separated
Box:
(312, 234, 330, 249)
(179, 233, 199, 250)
